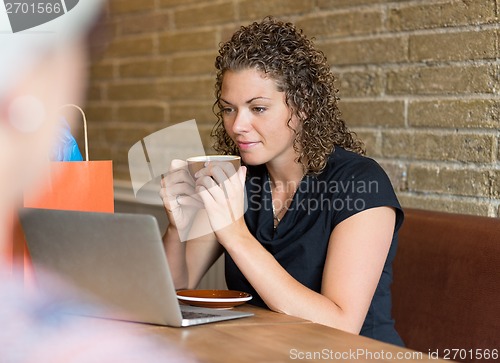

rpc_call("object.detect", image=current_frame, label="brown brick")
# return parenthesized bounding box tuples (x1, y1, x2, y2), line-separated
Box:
(88, 144, 113, 162)
(160, 0, 200, 8)
(239, 0, 314, 20)
(409, 30, 498, 62)
(382, 131, 412, 159)
(318, 0, 386, 8)
(383, 131, 495, 163)
(119, 13, 171, 35)
(157, 78, 214, 101)
(171, 53, 217, 76)
(117, 105, 166, 123)
(296, 10, 383, 38)
(85, 105, 114, 123)
(159, 30, 217, 53)
(340, 100, 405, 127)
(79, 126, 107, 152)
(351, 129, 380, 157)
(409, 99, 500, 129)
(322, 37, 407, 66)
(337, 71, 384, 97)
(113, 167, 132, 184)
(220, 24, 243, 43)
(174, 2, 235, 29)
(86, 84, 103, 101)
(109, 0, 155, 14)
(386, 64, 497, 95)
(498, 138, 500, 162)
(112, 144, 142, 167)
(120, 59, 169, 78)
(398, 194, 491, 217)
(89, 62, 115, 80)
(408, 165, 491, 197)
(388, 0, 497, 31)
(96, 17, 118, 44)
(104, 35, 154, 58)
(108, 82, 158, 101)
(378, 161, 407, 192)
(491, 170, 500, 198)
(170, 102, 216, 125)
(415, 133, 495, 163)
(102, 123, 155, 147)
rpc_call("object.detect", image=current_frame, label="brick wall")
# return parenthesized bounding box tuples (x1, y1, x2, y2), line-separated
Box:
(85, 0, 500, 217)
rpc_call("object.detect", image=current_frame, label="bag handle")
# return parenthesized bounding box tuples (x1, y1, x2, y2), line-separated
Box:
(59, 104, 89, 161)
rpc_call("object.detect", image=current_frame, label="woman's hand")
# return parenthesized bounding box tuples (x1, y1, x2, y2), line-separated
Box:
(194, 162, 248, 241)
(160, 159, 203, 236)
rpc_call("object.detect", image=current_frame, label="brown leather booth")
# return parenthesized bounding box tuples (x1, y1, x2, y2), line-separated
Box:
(392, 208, 500, 362)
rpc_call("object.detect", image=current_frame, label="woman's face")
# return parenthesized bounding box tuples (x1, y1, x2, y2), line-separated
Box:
(220, 68, 299, 167)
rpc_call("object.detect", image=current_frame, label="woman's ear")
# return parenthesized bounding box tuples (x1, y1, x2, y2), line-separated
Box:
(288, 110, 305, 134)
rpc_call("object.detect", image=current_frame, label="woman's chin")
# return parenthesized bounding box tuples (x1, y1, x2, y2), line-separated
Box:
(240, 154, 268, 167)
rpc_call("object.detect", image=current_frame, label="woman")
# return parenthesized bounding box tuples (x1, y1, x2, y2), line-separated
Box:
(161, 17, 404, 346)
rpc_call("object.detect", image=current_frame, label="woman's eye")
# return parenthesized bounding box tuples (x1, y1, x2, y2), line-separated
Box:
(253, 107, 266, 113)
(221, 108, 234, 115)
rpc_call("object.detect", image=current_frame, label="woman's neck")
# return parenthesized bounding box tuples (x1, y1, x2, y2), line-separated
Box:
(266, 160, 305, 193)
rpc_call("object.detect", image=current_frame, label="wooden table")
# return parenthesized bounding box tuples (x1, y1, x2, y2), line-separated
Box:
(130, 305, 447, 362)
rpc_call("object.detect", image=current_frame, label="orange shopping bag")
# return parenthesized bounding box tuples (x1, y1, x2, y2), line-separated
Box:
(10, 104, 114, 279)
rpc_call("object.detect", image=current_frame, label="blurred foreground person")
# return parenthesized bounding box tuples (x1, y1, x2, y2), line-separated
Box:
(0, 2, 195, 362)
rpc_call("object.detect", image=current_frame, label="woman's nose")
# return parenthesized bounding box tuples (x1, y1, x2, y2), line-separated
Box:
(232, 110, 252, 134)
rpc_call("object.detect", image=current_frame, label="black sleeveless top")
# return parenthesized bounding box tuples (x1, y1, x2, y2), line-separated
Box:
(225, 148, 404, 346)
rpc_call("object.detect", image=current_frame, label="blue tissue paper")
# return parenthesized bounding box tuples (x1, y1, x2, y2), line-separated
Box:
(52, 117, 83, 161)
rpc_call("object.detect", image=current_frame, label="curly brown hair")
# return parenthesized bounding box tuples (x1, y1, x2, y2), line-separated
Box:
(212, 17, 365, 174)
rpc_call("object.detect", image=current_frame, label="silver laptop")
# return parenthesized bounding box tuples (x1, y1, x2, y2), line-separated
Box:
(20, 208, 253, 327)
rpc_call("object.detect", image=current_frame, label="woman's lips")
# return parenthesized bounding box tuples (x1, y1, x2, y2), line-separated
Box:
(237, 141, 260, 150)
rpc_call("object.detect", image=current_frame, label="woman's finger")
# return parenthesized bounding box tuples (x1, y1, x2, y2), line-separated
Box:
(196, 186, 235, 231)
(238, 166, 247, 185)
(176, 194, 204, 209)
(161, 159, 193, 187)
(217, 164, 245, 200)
(162, 168, 195, 188)
(161, 182, 198, 198)
(195, 162, 241, 199)
(160, 189, 203, 207)
(205, 164, 229, 186)
(163, 159, 189, 184)
(222, 166, 246, 220)
(195, 161, 236, 180)
(195, 175, 226, 200)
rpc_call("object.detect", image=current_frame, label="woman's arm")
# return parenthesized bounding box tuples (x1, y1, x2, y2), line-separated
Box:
(196, 163, 395, 333)
(160, 159, 223, 290)
(219, 207, 394, 334)
(163, 220, 222, 290)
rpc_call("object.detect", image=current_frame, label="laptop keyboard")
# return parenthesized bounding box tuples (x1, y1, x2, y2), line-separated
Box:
(181, 311, 220, 320)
